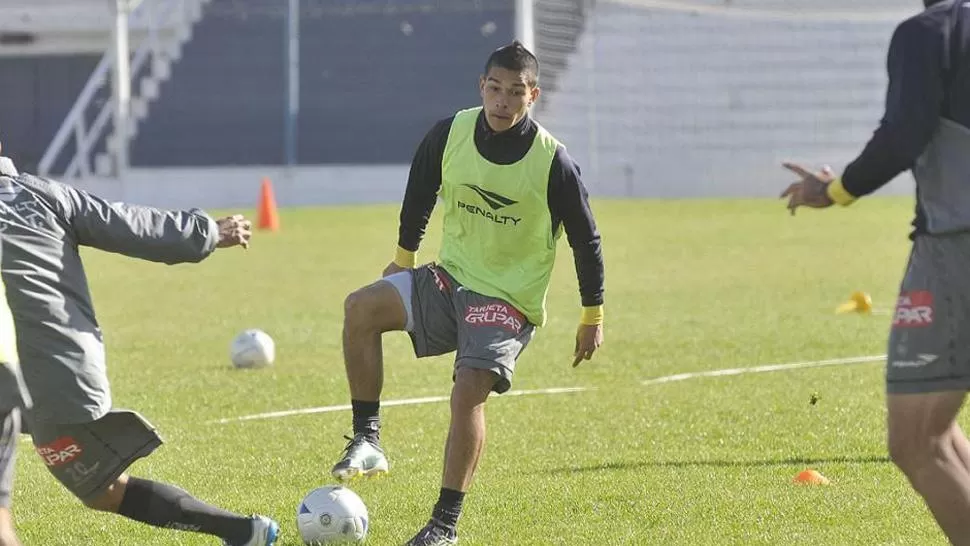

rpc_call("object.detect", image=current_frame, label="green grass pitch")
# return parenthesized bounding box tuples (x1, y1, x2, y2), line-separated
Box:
(13, 196, 952, 545)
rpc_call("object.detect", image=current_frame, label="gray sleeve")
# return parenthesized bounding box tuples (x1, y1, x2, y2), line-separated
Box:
(58, 184, 219, 264)
(0, 364, 29, 412)
(0, 239, 27, 412)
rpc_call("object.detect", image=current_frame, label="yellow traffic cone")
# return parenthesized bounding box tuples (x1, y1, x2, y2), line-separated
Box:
(836, 291, 873, 315)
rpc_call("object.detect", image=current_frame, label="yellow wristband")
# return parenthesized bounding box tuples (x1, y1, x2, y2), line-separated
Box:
(826, 177, 857, 206)
(580, 305, 604, 326)
(394, 246, 416, 268)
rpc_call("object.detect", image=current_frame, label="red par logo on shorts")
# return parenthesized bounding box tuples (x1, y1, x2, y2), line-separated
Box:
(465, 303, 524, 332)
(36, 436, 84, 467)
(893, 291, 934, 328)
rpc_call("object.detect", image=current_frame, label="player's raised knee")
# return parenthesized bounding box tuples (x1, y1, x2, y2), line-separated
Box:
(344, 287, 379, 327)
(343, 289, 366, 321)
(343, 282, 406, 333)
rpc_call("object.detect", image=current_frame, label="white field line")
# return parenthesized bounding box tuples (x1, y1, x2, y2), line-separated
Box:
(210, 355, 885, 425)
(641, 355, 886, 386)
(209, 387, 588, 425)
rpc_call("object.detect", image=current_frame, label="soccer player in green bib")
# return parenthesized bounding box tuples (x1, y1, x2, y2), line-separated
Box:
(330, 41, 606, 545)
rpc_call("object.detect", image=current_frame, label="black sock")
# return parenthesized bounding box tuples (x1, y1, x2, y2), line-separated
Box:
(351, 399, 380, 440)
(431, 487, 464, 530)
(117, 477, 253, 545)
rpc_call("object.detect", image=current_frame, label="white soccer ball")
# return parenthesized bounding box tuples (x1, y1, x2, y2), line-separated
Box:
(229, 329, 275, 369)
(297, 485, 369, 545)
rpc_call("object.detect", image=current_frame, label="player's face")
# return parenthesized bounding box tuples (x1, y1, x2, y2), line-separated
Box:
(479, 67, 540, 133)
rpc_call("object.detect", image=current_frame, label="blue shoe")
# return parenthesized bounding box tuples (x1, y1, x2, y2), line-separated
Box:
(225, 515, 279, 546)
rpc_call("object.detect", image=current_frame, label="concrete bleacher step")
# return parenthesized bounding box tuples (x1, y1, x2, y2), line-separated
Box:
(34, 0, 210, 177)
(132, 95, 150, 120)
(31, 0, 514, 172)
(535, 0, 590, 107)
(537, 0, 901, 197)
(152, 56, 172, 81)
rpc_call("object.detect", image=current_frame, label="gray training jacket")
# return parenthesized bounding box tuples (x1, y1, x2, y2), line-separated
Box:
(0, 173, 30, 413)
(0, 158, 219, 424)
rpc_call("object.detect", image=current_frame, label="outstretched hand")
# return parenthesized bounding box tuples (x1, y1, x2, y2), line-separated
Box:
(215, 214, 252, 249)
(779, 162, 836, 216)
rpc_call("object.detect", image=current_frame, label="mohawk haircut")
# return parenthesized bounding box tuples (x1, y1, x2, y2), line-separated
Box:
(484, 40, 540, 87)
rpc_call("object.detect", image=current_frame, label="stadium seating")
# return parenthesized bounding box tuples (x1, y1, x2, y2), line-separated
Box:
(536, 1, 908, 197)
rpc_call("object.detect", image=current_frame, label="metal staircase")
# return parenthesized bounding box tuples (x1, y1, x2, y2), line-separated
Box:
(38, 0, 210, 179)
(533, 0, 592, 117)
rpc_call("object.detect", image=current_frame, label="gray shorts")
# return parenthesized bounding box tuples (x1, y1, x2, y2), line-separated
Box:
(0, 408, 19, 508)
(887, 234, 970, 394)
(385, 264, 535, 394)
(27, 409, 162, 501)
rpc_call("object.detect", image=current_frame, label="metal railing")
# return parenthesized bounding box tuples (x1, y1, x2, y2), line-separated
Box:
(38, 0, 205, 178)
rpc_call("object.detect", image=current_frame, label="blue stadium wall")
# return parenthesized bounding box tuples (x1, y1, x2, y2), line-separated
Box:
(0, 55, 101, 174)
(0, 0, 514, 173)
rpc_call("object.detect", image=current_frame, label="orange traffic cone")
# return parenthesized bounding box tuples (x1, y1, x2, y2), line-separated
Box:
(793, 469, 831, 485)
(258, 177, 279, 231)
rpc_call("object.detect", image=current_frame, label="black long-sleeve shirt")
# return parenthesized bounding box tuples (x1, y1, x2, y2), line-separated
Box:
(398, 111, 605, 307)
(842, 1, 970, 234)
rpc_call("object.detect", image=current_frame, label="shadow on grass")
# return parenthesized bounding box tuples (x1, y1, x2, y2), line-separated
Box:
(548, 455, 890, 475)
